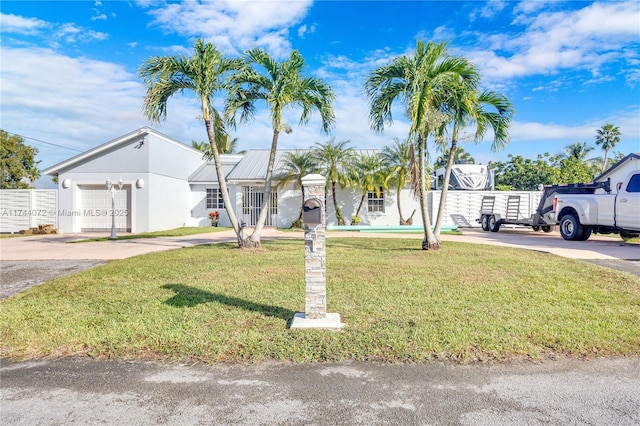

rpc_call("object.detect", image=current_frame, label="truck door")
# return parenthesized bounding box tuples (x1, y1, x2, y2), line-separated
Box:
(616, 172, 640, 230)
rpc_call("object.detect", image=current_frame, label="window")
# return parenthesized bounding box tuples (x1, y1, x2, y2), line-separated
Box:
(626, 174, 640, 193)
(206, 188, 224, 209)
(367, 188, 384, 213)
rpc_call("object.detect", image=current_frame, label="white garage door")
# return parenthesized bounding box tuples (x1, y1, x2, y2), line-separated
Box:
(79, 185, 131, 232)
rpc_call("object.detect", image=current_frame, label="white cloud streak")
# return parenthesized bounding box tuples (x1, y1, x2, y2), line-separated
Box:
(145, 0, 312, 58)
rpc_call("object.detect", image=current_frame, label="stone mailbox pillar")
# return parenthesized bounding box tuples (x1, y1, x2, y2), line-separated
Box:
(290, 174, 343, 329)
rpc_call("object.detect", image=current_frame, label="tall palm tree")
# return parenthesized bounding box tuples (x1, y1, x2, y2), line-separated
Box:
(365, 40, 478, 250)
(433, 88, 514, 236)
(274, 150, 320, 226)
(139, 39, 244, 245)
(311, 138, 355, 225)
(595, 124, 621, 172)
(226, 48, 334, 247)
(350, 152, 388, 220)
(380, 138, 413, 224)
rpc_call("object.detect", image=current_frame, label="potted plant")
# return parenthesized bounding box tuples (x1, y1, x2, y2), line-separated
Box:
(351, 216, 361, 226)
(208, 210, 220, 227)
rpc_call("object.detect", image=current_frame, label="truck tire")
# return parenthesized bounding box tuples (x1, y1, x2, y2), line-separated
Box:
(579, 226, 592, 241)
(559, 214, 583, 241)
(542, 225, 553, 233)
(481, 215, 490, 231)
(489, 215, 501, 232)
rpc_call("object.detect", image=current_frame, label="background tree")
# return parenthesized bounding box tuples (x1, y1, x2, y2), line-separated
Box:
(433, 146, 475, 169)
(311, 139, 355, 225)
(1, 130, 41, 189)
(273, 150, 319, 227)
(366, 40, 478, 250)
(381, 138, 414, 224)
(595, 124, 621, 172)
(491, 153, 561, 190)
(564, 141, 594, 161)
(139, 39, 244, 245)
(349, 152, 388, 221)
(226, 48, 334, 247)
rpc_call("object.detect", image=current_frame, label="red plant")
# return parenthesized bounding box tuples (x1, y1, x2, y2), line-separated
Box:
(208, 210, 220, 219)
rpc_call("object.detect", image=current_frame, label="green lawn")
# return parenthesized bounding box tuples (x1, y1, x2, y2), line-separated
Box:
(1, 238, 638, 363)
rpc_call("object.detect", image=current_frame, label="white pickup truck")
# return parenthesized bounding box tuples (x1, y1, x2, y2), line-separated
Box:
(553, 171, 640, 241)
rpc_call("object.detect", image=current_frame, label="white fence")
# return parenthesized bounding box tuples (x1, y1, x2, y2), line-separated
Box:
(0, 190, 58, 233)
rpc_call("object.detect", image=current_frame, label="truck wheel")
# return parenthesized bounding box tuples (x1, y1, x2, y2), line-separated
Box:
(532, 226, 541, 232)
(559, 214, 583, 241)
(579, 226, 592, 241)
(489, 215, 501, 232)
(542, 225, 553, 233)
(481, 215, 490, 231)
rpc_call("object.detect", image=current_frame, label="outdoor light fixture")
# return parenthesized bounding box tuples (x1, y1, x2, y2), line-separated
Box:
(106, 177, 124, 240)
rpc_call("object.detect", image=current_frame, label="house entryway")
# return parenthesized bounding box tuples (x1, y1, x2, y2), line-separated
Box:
(78, 185, 131, 232)
(241, 186, 277, 227)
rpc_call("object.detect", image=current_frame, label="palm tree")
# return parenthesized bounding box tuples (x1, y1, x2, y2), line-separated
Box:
(433, 88, 514, 236)
(564, 142, 594, 161)
(433, 146, 475, 169)
(595, 124, 621, 172)
(226, 48, 334, 247)
(350, 152, 388, 220)
(311, 138, 355, 225)
(380, 138, 413, 224)
(27, 165, 41, 188)
(365, 40, 478, 250)
(139, 39, 244, 245)
(274, 150, 320, 227)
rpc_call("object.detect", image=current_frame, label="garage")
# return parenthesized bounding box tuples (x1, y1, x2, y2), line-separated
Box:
(78, 185, 131, 232)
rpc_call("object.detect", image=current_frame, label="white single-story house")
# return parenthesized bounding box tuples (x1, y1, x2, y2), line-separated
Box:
(43, 127, 424, 233)
(42, 127, 639, 234)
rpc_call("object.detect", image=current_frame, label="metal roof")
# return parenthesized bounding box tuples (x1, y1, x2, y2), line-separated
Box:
(226, 150, 289, 182)
(188, 154, 244, 183)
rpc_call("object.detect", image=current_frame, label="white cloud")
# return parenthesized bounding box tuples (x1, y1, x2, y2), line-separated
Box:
(91, 13, 107, 21)
(469, 1, 640, 81)
(145, 0, 312, 58)
(0, 13, 48, 34)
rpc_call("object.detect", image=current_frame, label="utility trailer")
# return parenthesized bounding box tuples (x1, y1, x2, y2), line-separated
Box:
(477, 181, 611, 233)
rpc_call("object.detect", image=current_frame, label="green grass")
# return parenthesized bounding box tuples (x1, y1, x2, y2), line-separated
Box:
(1, 238, 639, 363)
(72, 226, 229, 242)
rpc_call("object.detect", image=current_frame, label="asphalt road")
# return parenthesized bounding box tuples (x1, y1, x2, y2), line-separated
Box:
(2, 357, 639, 425)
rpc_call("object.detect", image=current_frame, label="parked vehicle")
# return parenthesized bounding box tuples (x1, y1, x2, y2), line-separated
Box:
(478, 181, 610, 233)
(553, 171, 640, 241)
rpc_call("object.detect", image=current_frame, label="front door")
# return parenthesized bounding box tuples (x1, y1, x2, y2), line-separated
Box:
(242, 186, 277, 227)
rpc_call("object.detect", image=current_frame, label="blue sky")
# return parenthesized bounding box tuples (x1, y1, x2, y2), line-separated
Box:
(1, 0, 639, 188)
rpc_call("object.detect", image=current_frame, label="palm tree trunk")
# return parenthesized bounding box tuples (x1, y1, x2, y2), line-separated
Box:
(203, 109, 242, 246)
(332, 181, 345, 225)
(396, 183, 406, 225)
(417, 135, 439, 250)
(602, 149, 609, 173)
(247, 129, 280, 247)
(355, 193, 365, 218)
(434, 127, 458, 238)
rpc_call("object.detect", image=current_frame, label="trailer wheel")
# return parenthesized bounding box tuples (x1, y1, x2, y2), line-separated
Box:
(489, 215, 501, 232)
(532, 226, 541, 232)
(481, 215, 490, 231)
(620, 232, 639, 241)
(541, 225, 553, 233)
(559, 214, 583, 241)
